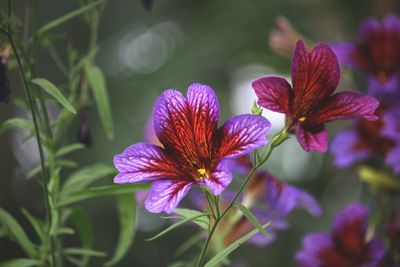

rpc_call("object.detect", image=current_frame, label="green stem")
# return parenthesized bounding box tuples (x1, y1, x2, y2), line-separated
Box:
(195, 129, 288, 266)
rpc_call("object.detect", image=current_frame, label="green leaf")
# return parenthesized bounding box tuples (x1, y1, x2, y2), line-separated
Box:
(175, 233, 203, 256)
(0, 208, 37, 258)
(61, 164, 116, 198)
(21, 209, 45, 242)
(204, 222, 271, 267)
(174, 208, 209, 230)
(59, 184, 148, 206)
(104, 194, 137, 267)
(146, 213, 210, 241)
(31, 78, 76, 114)
(0, 118, 33, 134)
(70, 209, 93, 267)
(56, 227, 75, 236)
(63, 248, 106, 257)
(233, 203, 270, 239)
(56, 143, 85, 157)
(359, 166, 400, 192)
(0, 259, 39, 267)
(38, 0, 104, 34)
(86, 65, 114, 139)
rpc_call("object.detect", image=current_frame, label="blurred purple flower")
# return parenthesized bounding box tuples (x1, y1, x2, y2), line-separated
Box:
(253, 40, 379, 152)
(296, 202, 385, 267)
(330, 106, 400, 173)
(331, 14, 400, 97)
(113, 83, 271, 213)
(222, 156, 321, 246)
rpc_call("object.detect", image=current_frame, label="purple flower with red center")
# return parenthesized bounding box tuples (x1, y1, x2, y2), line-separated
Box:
(113, 83, 271, 213)
(330, 106, 400, 173)
(296, 202, 385, 267)
(331, 14, 400, 96)
(252, 40, 379, 152)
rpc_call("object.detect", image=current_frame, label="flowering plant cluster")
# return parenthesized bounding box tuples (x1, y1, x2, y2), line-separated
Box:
(1, 1, 400, 266)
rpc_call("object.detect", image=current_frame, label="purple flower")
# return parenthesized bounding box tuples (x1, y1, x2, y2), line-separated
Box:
(113, 83, 271, 213)
(224, 156, 321, 246)
(296, 202, 385, 267)
(330, 106, 400, 174)
(252, 40, 379, 152)
(331, 14, 400, 96)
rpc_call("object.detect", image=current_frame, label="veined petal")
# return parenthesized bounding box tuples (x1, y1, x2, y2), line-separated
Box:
(291, 40, 340, 112)
(312, 92, 379, 124)
(144, 179, 194, 213)
(252, 77, 293, 113)
(330, 42, 370, 71)
(200, 161, 232, 195)
(331, 202, 368, 256)
(296, 125, 328, 152)
(218, 114, 270, 158)
(187, 83, 219, 158)
(113, 143, 182, 183)
(152, 89, 196, 159)
(330, 129, 372, 168)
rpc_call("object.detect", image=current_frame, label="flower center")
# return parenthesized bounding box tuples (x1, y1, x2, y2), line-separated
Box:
(298, 116, 306, 123)
(377, 71, 388, 83)
(191, 161, 209, 181)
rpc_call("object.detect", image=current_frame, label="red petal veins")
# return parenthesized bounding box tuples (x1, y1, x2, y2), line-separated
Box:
(252, 77, 293, 114)
(187, 83, 219, 160)
(291, 40, 340, 114)
(113, 143, 184, 183)
(296, 126, 328, 152)
(153, 89, 196, 161)
(218, 114, 270, 158)
(311, 92, 379, 125)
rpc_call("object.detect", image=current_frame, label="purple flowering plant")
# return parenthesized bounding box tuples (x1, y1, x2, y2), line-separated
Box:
(1, 2, 400, 266)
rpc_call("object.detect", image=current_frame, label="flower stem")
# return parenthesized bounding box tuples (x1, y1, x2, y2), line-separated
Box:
(195, 129, 288, 266)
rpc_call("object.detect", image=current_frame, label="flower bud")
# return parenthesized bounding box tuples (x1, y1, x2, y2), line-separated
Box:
(77, 107, 92, 146)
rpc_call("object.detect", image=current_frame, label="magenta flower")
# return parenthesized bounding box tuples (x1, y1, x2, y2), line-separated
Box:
(296, 203, 385, 267)
(331, 14, 400, 96)
(113, 83, 271, 213)
(252, 40, 379, 152)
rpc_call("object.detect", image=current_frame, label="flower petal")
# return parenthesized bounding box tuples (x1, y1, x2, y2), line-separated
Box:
(291, 40, 340, 112)
(367, 75, 400, 95)
(331, 202, 368, 256)
(218, 114, 270, 158)
(153, 89, 194, 157)
(252, 77, 293, 113)
(200, 161, 232, 195)
(382, 108, 400, 140)
(144, 179, 194, 213)
(360, 17, 380, 43)
(330, 129, 371, 168)
(312, 92, 379, 124)
(113, 143, 182, 183)
(296, 125, 328, 152)
(187, 83, 220, 158)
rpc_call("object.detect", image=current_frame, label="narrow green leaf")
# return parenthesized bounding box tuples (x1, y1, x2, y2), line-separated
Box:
(31, 78, 76, 114)
(86, 65, 114, 139)
(104, 194, 136, 266)
(174, 208, 209, 230)
(0, 118, 33, 134)
(146, 213, 210, 241)
(56, 227, 75, 236)
(21, 209, 45, 242)
(38, 0, 104, 34)
(0, 208, 37, 257)
(61, 164, 116, 197)
(63, 248, 106, 257)
(56, 143, 85, 157)
(59, 184, 149, 206)
(0, 259, 39, 267)
(233, 203, 270, 239)
(204, 223, 271, 267)
(70, 209, 93, 267)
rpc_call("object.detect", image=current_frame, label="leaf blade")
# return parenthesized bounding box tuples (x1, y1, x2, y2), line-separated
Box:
(31, 78, 76, 114)
(233, 202, 270, 239)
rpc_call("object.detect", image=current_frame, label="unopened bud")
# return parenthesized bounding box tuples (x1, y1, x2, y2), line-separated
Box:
(77, 107, 92, 146)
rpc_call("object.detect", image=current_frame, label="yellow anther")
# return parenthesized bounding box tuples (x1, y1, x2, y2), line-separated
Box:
(298, 116, 306, 123)
(197, 168, 206, 176)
